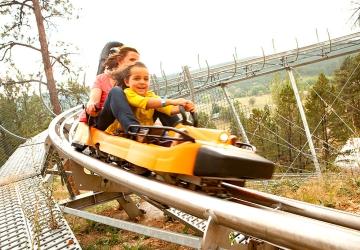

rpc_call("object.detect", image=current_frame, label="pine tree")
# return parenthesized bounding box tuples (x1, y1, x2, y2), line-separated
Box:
(332, 55, 360, 137)
(305, 73, 335, 164)
(272, 77, 307, 171)
(0, 0, 80, 114)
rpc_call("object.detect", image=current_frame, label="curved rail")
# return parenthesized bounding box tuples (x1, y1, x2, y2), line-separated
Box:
(48, 106, 360, 250)
(222, 182, 360, 231)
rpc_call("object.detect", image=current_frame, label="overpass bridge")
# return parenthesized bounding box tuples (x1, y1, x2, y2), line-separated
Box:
(1, 32, 360, 249)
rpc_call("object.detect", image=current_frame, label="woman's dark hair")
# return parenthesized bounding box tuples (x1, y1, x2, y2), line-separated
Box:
(97, 41, 123, 75)
(103, 46, 139, 71)
(114, 62, 147, 89)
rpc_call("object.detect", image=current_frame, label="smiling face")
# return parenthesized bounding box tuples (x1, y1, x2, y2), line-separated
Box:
(124, 66, 150, 96)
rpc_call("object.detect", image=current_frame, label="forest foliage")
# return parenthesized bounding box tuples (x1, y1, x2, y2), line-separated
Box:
(0, 0, 86, 165)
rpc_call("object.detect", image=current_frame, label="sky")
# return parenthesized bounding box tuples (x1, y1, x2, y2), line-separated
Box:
(56, 0, 358, 82)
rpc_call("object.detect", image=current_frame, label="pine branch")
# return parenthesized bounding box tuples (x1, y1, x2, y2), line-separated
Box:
(1, 78, 48, 87)
(1, 41, 75, 73)
(0, 1, 33, 34)
(50, 52, 79, 73)
(0, 41, 41, 52)
(18, 0, 33, 23)
(0, 0, 33, 9)
(0, 41, 41, 61)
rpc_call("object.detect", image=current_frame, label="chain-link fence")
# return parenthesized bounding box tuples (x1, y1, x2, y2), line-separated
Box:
(0, 82, 88, 167)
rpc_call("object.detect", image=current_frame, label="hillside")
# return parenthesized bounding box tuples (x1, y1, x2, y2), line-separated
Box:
(227, 55, 347, 98)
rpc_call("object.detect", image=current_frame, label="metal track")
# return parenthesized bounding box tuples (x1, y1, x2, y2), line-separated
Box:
(165, 207, 208, 235)
(0, 131, 48, 185)
(0, 177, 81, 250)
(0, 181, 31, 249)
(0, 132, 81, 250)
(49, 105, 360, 250)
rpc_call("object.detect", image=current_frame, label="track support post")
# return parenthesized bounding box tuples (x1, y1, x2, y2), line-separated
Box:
(117, 194, 145, 220)
(221, 84, 250, 144)
(286, 68, 321, 176)
(201, 212, 247, 250)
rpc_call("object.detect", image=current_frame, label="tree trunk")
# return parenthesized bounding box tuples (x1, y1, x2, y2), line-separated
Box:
(323, 114, 329, 165)
(275, 126, 281, 161)
(298, 133, 303, 171)
(32, 0, 62, 115)
(288, 121, 293, 167)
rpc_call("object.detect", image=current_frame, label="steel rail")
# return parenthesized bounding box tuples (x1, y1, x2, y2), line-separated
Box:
(157, 31, 360, 85)
(61, 206, 202, 249)
(49, 106, 360, 250)
(154, 32, 360, 98)
(168, 40, 360, 99)
(222, 182, 360, 231)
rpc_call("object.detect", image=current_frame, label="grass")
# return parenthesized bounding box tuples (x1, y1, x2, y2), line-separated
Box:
(251, 170, 360, 212)
(234, 94, 272, 109)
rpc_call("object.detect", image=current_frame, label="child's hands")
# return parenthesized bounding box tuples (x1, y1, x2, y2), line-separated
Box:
(184, 101, 196, 112)
(172, 98, 188, 106)
(172, 98, 196, 112)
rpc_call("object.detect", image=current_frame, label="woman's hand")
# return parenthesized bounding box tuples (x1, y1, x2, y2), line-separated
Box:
(86, 101, 99, 116)
(86, 88, 102, 116)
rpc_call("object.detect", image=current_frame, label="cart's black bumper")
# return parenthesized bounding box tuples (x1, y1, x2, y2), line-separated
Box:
(194, 145, 274, 179)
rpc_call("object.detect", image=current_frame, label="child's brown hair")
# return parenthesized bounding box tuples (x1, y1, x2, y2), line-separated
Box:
(114, 62, 147, 89)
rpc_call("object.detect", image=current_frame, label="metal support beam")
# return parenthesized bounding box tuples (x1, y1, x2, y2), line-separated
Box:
(59, 156, 79, 198)
(64, 159, 130, 193)
(59, 191, 124, 209)
(61, 206, 202, 249)
(221, 84, 249, 144)
(43, 146, 79, 198)
(201, 214, 248, 250)
(286, 68, 321, 176)
(183, 65, 195, 102)
(117, 194, 144, 220)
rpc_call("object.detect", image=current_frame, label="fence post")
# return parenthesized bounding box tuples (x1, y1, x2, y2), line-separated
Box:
(221, 84, 250, 144)
(287, 68, 321, 176)
(182, 66, 195, 102)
